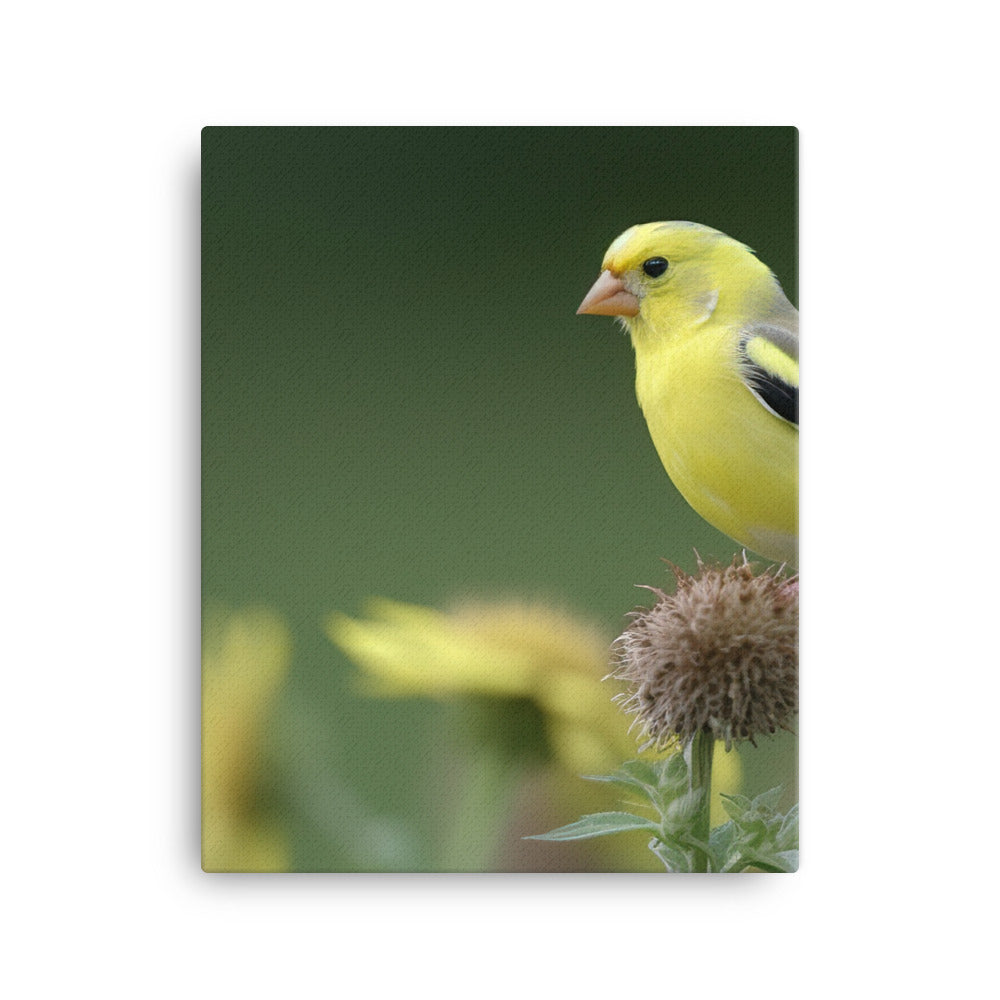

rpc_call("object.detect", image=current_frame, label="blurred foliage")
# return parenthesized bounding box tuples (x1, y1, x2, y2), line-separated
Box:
(201, 127, 797, 871)
(327, 596, 742, 870)
(202, 606, 290, 872)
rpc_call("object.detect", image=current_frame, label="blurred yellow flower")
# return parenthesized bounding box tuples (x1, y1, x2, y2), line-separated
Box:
(202, 606, 291, 872)
(326, 596, 740, 822)
(328, 598, 631, 773)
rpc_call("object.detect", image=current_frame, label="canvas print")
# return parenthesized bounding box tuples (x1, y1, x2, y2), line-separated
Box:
(202, 126, 798, 873)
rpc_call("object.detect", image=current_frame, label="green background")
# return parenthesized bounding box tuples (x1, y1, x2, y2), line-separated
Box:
(202, 126, 797, 871)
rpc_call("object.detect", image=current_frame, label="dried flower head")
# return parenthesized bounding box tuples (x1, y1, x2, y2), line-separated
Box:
(612, 556, 798, 750)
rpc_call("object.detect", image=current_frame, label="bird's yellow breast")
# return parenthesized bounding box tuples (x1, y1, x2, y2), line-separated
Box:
(631, 321, 798, 564)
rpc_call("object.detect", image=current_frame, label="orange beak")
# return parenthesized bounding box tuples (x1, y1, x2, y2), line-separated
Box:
(576, 270, 640, 317)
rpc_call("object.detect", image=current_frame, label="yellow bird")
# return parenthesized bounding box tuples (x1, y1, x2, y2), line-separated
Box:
(577, 221, 798, 565)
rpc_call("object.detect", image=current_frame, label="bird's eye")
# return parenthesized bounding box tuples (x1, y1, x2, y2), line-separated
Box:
(642, 257, 669, 278)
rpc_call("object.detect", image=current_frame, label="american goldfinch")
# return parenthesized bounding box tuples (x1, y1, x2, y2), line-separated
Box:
(577, 221, 798, 565)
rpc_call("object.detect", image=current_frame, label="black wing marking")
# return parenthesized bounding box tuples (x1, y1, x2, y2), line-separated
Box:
(738, 324, 799, 427)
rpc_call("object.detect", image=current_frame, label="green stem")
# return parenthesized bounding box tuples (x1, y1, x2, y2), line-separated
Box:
(687, 731, 714, 872)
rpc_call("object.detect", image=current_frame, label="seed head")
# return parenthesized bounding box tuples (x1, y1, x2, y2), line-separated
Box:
(612, 556, 798, 750)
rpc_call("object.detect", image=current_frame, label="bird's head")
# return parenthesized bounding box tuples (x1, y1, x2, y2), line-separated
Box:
(577, 221, 773, 331)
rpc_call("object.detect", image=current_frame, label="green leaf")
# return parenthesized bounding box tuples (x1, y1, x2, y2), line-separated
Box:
(772, 850, 799, 872)
(640, 754, 689, 818)
(652, 752, 690, 789)
(719, 854, 749, 874)
(581, 756, 697, 825)
(525, 811, 661, 842)
(710, 785, 799, 872)
(742, 849, 799, 873)
(620, 758, 664, 785)
(719, 793, 752, 821)
(663, 789, 706, 833)
(777, 804, 799, 848)
(752, 786, 786, 812)
(708, 821, 738, 870)
(582, 759, 659, 796)
(649, 838, 693, 873)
